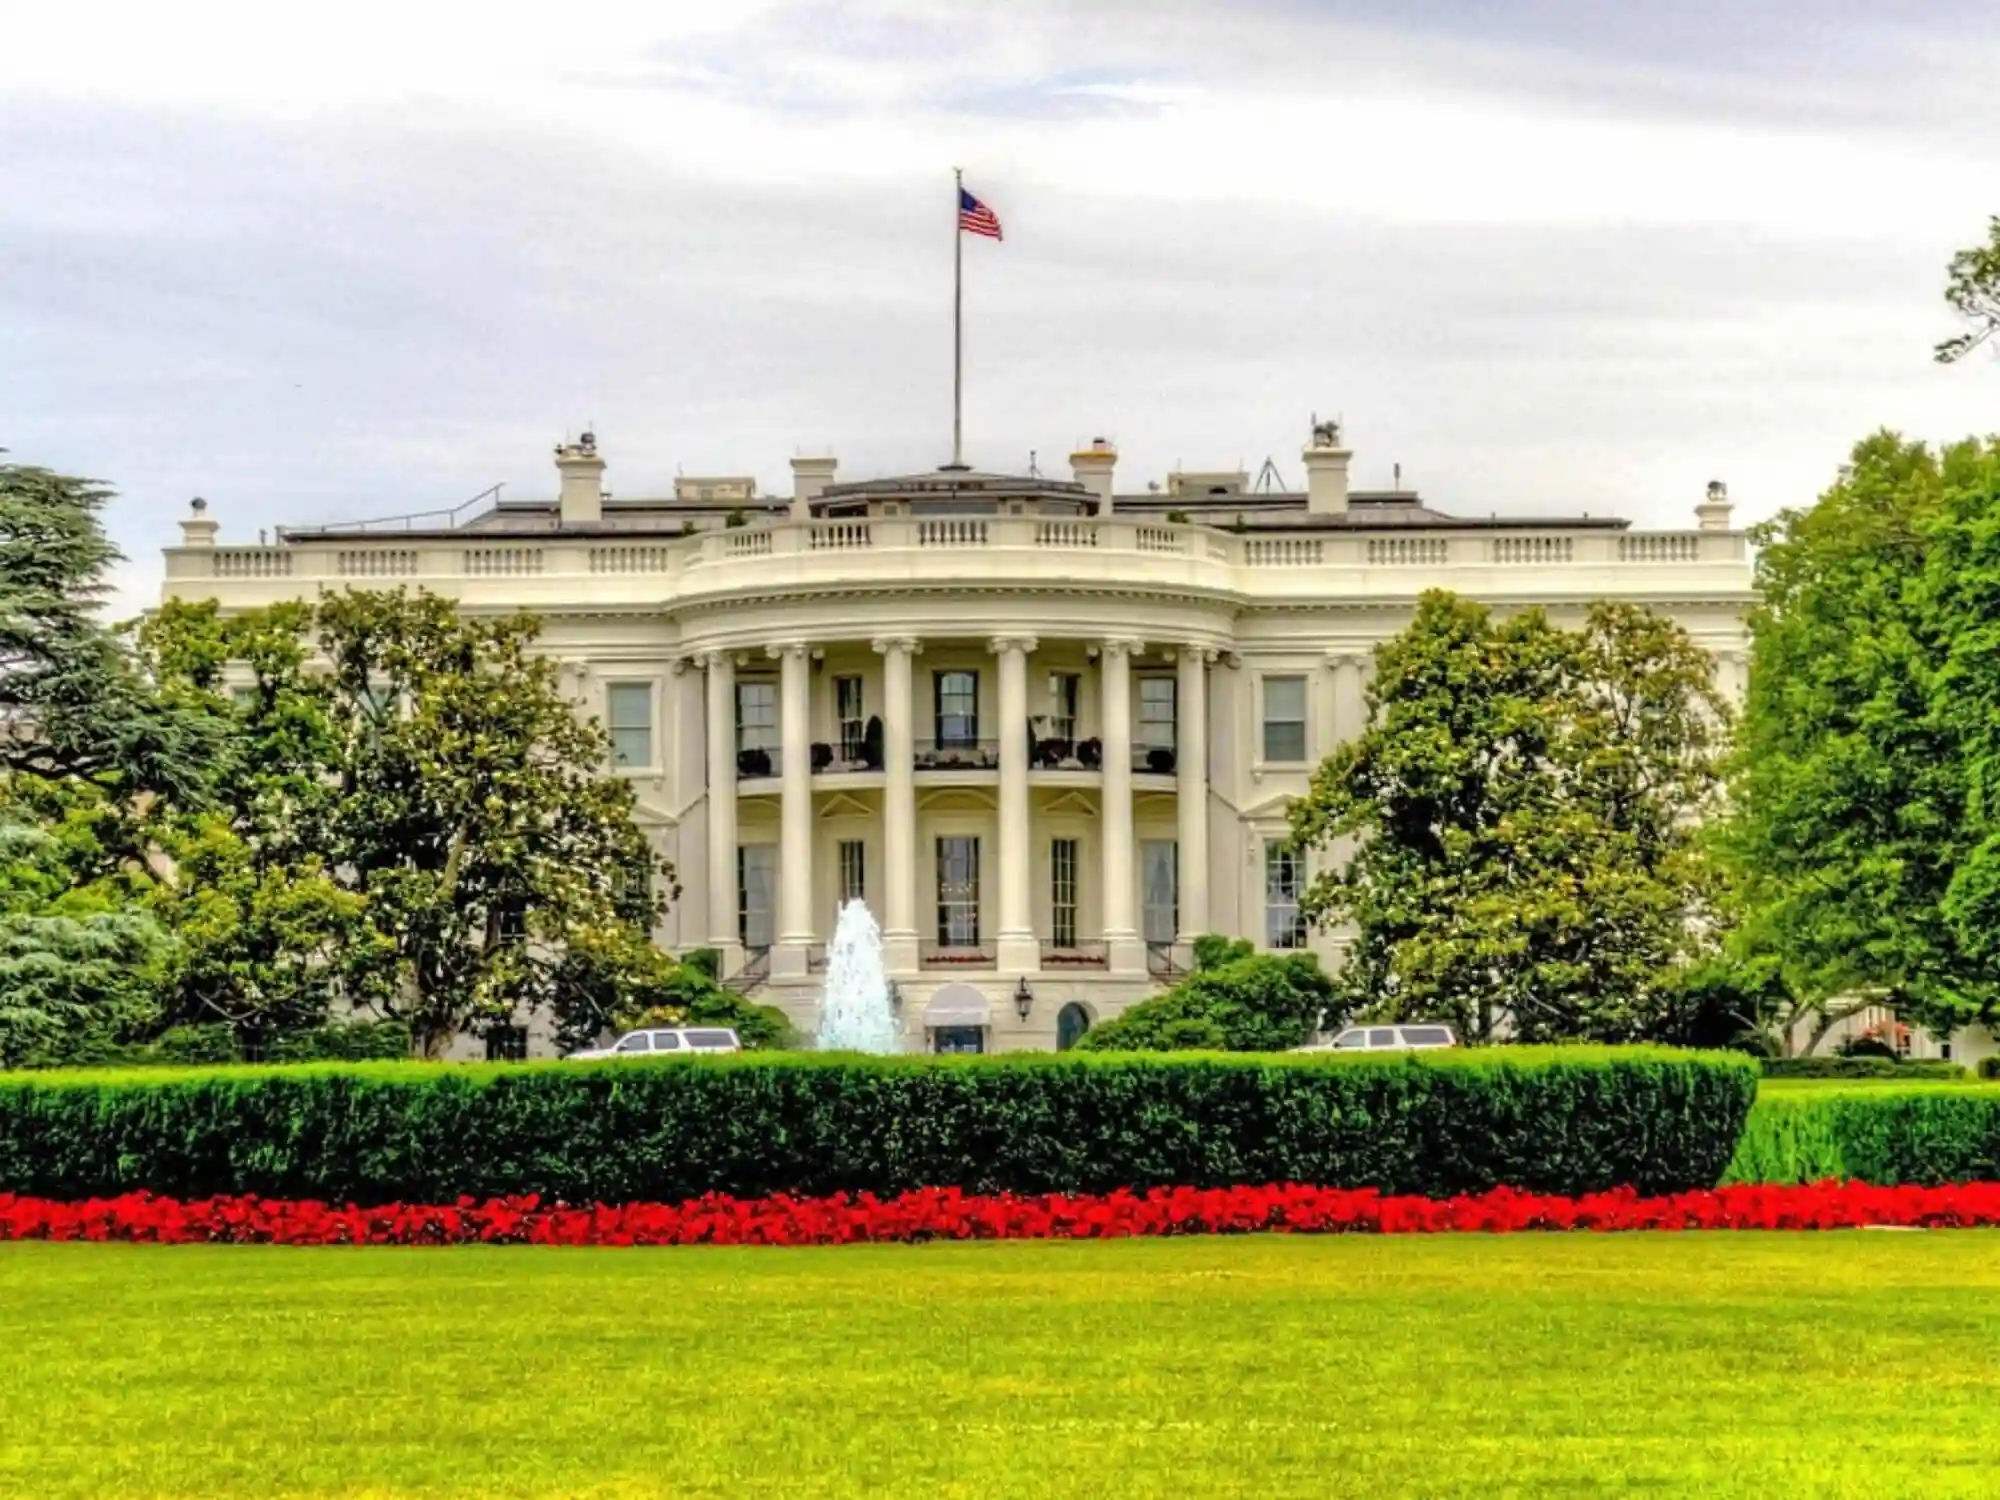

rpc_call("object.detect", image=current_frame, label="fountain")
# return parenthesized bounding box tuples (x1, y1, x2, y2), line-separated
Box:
(815, 899, 901, 1053)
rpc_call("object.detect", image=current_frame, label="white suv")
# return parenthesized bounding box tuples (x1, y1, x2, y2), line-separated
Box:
(1301, 1024, 1457, 1053)
(565, 1027, 742, 1061)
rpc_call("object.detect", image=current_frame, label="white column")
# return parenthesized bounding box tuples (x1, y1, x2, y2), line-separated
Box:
(873, 636, 919, 973)
(701, 650, 739, 961)
(1175, 647, 1211, 943)
(1100, 637, 1145, 973)
(773, 641, 813, 974)
(1327, 649, 1367, 746)
(993, 635, 1040, 973)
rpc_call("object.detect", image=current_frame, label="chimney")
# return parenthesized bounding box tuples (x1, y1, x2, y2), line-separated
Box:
(179, 496, 218, 548)
(790, 454, 837, 521)
(1302, 416, 1350, 515)
(1696, 479, 1734, 532)
(1069, 437, 1117, 513)
(555, 430, 605, 524)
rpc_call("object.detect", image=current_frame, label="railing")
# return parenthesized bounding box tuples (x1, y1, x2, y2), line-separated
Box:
(920, 940, 994, 969)
(1041, 941, 1109, 970)
(1135, 526, 1184, 554)
(1367, 537, 1450, 566)
(1619, 533, 1701, 563)
(1030, 735, 1100, 771)
(589, 545, 674, 573)
(338, 549, 419, 577)
(734, 744, 782, 780)
(1034, 520, 1096, 548)
(1244, 537, 1323, 566)
(810, 522, 872, 551)
(212, 549, 293, 578)
(724, 946, 771, 994)
(918, 519, 987, 547)
(726, 530, 773, 558)
(1147, 941, 1192, 981)
(913, 737, 999, 771)
(1132, 744, 1179, 776)
(464, 547, 545, 576)
(1492, 536, 1573, 565)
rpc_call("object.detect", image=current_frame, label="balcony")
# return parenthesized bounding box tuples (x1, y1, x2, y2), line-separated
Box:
(920, 939, 995, 970)
(1132, 744, 1178, 776)
(734, 744, 782, 780)
(1040, 940, 1109, 970)
(913, 738, 999, 772)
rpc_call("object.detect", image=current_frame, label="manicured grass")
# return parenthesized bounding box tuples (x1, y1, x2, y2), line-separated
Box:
(3, 1234, 1997, 1497)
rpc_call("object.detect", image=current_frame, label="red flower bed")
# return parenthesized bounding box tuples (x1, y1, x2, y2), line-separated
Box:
(3, 1181, 2000, 1247)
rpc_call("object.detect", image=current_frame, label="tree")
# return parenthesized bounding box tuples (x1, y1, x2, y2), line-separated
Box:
(0, 458, 219, 806)
(142, 590, 676, 1057)
(547, 926, 796, 1054)
(1074, 938, 1339, 1052)
(1935, 216, 2000, 364)
(1722, 434, 1996, 1050)
(1289, 591, 1726, 1044)
(0, 820, 163, 1067)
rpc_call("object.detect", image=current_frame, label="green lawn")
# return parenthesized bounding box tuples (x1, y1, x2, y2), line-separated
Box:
(4, 1235, 1998, 1498)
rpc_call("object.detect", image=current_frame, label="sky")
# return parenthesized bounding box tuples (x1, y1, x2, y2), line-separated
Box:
(4, 0, 1998, 616)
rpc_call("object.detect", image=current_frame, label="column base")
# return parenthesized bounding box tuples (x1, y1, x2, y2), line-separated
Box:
(1106, 934, 1148, 977)
(880, 930, 920, 975)
(996, 933, 1043, 975)
(771, 941, 813, 980)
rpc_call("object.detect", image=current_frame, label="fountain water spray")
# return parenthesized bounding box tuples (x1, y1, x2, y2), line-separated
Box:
(815, 899, 901, 1053)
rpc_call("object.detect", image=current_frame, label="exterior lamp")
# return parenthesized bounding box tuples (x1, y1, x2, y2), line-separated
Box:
(1013, 976, 1034, 1022)
(888, 979, 903, 1012)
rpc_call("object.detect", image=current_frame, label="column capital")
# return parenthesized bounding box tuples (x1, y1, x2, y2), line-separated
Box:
(765, 640, 810, 661)
(988, 634, 1039, 656)
(871, 635, 922, 656)
(694, 648, 731, 671)
(1093, 636, 1145, 661)
(1324, 648, 1371, 669)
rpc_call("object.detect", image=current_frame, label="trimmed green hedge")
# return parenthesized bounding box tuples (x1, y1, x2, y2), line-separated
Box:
(1725, 1086, 2000, 1185)
(1761, 1056, 1966, 1081)
(0, 1047, 1754, 1206)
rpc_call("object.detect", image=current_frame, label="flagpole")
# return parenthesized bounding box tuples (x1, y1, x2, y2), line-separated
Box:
(951, 166, 964, 470)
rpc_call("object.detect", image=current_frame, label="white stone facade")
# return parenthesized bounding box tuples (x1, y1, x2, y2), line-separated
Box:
(162, 428, 1756, 1055)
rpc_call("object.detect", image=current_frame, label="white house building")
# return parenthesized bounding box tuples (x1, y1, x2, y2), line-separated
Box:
(162, 421, 1757, 1056)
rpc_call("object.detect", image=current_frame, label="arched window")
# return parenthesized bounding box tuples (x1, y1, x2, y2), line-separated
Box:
(1056, 1002, 1092, 1051)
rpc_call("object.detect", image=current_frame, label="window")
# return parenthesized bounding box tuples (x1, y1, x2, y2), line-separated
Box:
(935, 670, 979, 749)
(738, 845, 776, 950)
(835, 675, 866, 761)
(736, 681, 777, 753)
(1141, 840, 1178, 945)
(936, 836, 981, 946)
(1048, 673, 1080, 743)
(1368, 1028, 1398, 1048)
(484, 1025, 528, 1062)
(932, 1025, 985, 1055)
(1138, 676, 1177, 751)
(1264, 842, 1307, 949)
(1056, 1003, 1092, 1051)
(1333, 1029, 1368, 1050)
(838, 839, 867, 907)
(1262, 676, 1307, 763)
(615, 1032, 650, 1053)
(651, 1031, 682, 1051)
(1401, 1027, 1453, 1046)
(606, 682, 653, 768)
(1050, 838, 1079, 948)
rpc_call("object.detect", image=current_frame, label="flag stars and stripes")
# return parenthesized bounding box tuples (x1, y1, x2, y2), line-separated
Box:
(958, 188, 1003, 240)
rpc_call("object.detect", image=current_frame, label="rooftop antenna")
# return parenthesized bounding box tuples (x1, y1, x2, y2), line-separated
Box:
(1253, 457, 1288, 493)
(1393, 462, 1402, 491)
(1027, 448, 1040, 477)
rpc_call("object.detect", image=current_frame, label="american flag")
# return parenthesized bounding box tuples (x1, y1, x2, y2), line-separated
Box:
(958, 187, 1003, 241)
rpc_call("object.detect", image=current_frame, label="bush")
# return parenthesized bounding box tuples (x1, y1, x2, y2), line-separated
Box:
(1724, 1086, 2000, 1185)
(1761, 1056, 1967, 1080)
(1077, 941, 1339, 1053)
(0, 1047, 1755, 1206)
(1983, 1056, 2000, 1080)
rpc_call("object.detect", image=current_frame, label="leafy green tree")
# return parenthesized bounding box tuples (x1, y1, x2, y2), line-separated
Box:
(0, 458, 219, 807)
(548, 925, 796, 1053)
(1935, 216, 2000, 364)
(1074, 940, 1339, 1052)
(0, 820, 163, 1066)
(1290, 592, 1726, 1044)
(1723, 434, 1995, 1050)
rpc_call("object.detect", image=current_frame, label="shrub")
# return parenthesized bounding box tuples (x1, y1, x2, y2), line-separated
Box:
(0, 1048, 1754, 1207)
(1983, 1056, 2000, 1080)
(1724, 1086, 2000, 1185)
(1761, 1056, 1966, 1081)
(1077, 942, 1339, 1053)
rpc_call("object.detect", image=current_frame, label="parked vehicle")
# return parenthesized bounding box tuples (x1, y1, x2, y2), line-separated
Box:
(565, 1027, 742, 1060)
(1295, 1024, 1457, 1053)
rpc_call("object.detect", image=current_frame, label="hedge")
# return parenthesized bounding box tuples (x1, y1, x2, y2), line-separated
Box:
(1760, 1056, 1967, 1081)
(1724, 1086, 2000, 1186)
(0, 1047, 1755, 1206)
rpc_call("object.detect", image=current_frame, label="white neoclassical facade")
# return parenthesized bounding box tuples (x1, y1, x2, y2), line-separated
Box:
(162, 423, 1755, 1055)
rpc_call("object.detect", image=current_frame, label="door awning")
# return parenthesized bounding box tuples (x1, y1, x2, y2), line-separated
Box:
(923, 982, 992, 1027)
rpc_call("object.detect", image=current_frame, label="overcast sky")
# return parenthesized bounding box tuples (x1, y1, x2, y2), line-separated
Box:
(5, 1, 1998, 614)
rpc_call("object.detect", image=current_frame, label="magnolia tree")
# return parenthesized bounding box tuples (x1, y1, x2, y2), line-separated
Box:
(1288, 592, 1727, 1045)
